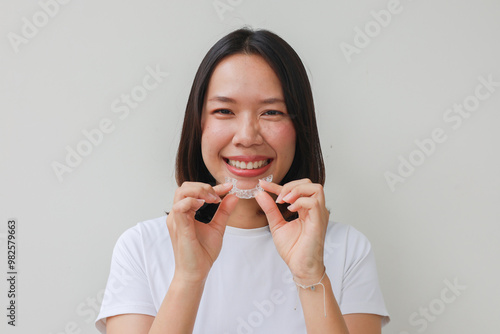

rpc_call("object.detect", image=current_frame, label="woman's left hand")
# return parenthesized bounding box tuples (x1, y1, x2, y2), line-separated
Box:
(255, 178, 330, 284)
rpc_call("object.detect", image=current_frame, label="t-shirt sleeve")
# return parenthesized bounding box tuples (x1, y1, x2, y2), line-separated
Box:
(340, 226, 390, 327)
(95, 226, 157, 333)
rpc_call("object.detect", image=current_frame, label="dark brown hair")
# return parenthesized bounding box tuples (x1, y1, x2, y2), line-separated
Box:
(175, 27, 325, 221)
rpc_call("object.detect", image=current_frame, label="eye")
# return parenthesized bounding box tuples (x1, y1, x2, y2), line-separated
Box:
(213, 109, 233, 115)
(263, 110, 285, 116)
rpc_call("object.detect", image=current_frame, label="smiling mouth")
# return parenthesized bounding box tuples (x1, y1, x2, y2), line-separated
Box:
(225, 159, 271, 170)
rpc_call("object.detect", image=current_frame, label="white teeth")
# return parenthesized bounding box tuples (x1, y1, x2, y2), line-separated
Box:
(228, 159, 269, 170)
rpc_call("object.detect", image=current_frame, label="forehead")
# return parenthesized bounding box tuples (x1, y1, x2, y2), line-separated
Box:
(206, 54, 284, 98)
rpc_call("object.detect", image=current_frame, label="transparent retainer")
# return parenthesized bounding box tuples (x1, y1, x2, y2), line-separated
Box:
(225, 174, 273, 199)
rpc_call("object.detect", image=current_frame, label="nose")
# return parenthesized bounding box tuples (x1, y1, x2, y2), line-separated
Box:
(232, 115, 264, 147)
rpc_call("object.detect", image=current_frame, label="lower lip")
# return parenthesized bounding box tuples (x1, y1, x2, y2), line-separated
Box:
(225, 160, 272, 177)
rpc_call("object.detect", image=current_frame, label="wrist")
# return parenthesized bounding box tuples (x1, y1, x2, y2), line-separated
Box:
(292, 265, 326, 286)
(290, 258, 325, 283)
(172, 271, 208, 287)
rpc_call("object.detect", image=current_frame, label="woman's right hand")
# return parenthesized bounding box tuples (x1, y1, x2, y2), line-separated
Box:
(166, 182, 238, 284)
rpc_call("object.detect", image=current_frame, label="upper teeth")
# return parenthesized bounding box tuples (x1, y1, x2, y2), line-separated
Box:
(228, 159, 269, 170)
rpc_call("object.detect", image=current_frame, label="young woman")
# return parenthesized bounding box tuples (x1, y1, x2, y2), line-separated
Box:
(96, 28, 389, 333)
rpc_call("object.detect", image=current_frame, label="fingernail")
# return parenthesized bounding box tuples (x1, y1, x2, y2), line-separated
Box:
(196, 199, 206, 206)
(276, 193, 283, 203)
(282, 193, 293, 203)
(208, 193, 221, 203)
(287, 204, 295, 211)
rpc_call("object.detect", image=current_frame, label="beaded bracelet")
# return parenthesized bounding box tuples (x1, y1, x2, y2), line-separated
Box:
(293, 267, 327, 317)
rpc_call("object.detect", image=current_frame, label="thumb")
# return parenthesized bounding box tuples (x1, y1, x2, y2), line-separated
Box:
(255, 191, 285, 233)
(210, 194, 239, 233)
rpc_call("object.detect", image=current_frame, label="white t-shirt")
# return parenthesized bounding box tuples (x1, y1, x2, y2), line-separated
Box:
(95, 216, 390, 333)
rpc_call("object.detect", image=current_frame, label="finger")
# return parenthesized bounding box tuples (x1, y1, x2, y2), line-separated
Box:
(167, 197, 206, 237)
(274, 178, 312, 204)
(210, 194, 239, 233)
(258, 179, 282, 196)
(286, 196, 318, 213)
(255, 191, 286, 233)
(281, 182, 324, 205)
(172, 197, 206, 217)
(213, 182, 233, 196)
(286, 197, 329, 225)
(174, 182, 224, 204)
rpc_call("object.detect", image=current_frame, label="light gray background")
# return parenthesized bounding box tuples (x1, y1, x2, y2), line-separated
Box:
(1, 0, 499, 333)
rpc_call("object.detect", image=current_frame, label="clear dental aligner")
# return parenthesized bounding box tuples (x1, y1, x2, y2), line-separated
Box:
(225, 175, 273, 199)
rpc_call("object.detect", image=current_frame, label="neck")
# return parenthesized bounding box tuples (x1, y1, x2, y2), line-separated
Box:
(226, 198, 268, 229)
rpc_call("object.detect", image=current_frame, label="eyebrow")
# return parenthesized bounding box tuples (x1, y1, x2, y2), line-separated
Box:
(207, 96, 285, 104)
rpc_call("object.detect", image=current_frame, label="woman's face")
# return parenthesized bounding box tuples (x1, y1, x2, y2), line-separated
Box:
(201, 54, 296, 189)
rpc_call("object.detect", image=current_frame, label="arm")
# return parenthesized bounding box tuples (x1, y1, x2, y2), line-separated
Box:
(296, 273, 349, 333)
(296, 273, 382, 333)
(147, 276, 206, 333)
(257, 179, 383, 334)
(344, 314, 382, 334)
(106, 278, 206, 334)
(106, 182, 238, 334)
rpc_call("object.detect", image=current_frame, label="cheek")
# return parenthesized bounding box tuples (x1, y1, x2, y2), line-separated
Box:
(265, 122, 296, 157)
(201, 123, 231, 157)
(200, 124, 212, 161)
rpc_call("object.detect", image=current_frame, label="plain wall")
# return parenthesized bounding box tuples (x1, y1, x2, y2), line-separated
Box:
(1, 0, 499, 333)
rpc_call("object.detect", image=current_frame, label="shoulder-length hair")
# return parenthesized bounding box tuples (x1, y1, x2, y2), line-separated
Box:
(175, 28, 325, 221)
